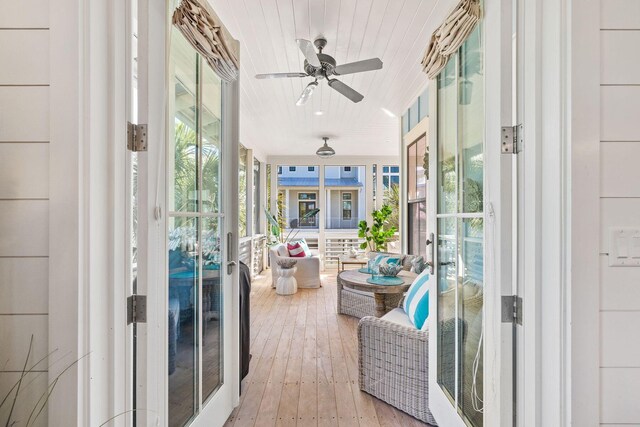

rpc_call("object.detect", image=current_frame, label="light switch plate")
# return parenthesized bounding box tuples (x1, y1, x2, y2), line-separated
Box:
(609, 228, 640, 267)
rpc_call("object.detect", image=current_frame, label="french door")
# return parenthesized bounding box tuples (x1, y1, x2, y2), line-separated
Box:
(428, 25, 486, 427)
(129, 1, 240, 426)
(299, 201, 317, 227)
(427, 0, 518, 425)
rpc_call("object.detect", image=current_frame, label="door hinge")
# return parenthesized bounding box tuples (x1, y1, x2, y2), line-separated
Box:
(501, 295, 523, 325)
(127, 122, 148, 152)
(501, 124, 523, 154)
(127, 294, 147, 324)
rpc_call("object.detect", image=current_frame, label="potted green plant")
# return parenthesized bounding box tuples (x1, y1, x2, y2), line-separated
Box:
(358, 204, 397, 252)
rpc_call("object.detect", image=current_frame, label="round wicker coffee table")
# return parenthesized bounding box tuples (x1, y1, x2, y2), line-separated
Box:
(337, 269, 416, 317)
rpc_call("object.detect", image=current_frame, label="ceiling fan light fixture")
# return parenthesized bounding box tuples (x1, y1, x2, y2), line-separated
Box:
(296, 81, 318, 106)
(316, 137, 335, 158)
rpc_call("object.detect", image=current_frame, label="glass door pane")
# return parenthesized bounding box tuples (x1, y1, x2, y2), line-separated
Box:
(201, 58, 224, 403)
(201, 216, 223, 400)
(168, 29, 199, 427)
(168, 216, 198, 426)
(458, 218, 483, 426)
(437, 216, 457, 402)
(437, 60, 457, 216)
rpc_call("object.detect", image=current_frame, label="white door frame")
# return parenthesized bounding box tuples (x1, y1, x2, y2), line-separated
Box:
(426, 0, 515, 425)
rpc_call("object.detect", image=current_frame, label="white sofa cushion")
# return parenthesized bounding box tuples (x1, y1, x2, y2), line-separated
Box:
(381, 308, 416, 329)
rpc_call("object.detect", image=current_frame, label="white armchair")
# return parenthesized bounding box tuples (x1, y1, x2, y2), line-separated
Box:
(269, 243, 321, 289)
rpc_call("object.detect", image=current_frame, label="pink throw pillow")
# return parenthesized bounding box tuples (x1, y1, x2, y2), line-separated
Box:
(287, 242, 306, 257)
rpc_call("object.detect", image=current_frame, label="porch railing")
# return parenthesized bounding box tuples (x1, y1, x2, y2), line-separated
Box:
(239, 234, 267, 278)
(324, 234, 365, 268)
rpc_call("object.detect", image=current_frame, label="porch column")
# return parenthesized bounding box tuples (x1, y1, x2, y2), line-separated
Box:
(269, 163, 277, 214)
(375, 163, 385, 210)
(326, 188, 331, 229)
(246, 149, 254, 236)
(366, 163, 375, 226)
(318, 165, 326, 268)
(260, 159, 268, 267)
(284, 189, 290, 227)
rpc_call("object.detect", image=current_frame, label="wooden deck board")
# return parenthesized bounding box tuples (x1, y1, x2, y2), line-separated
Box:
(226, 270, 433, 427)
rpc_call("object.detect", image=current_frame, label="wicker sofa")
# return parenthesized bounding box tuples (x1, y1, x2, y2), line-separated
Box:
(337, 252, 423, 318)
(269, 243, 322, 289)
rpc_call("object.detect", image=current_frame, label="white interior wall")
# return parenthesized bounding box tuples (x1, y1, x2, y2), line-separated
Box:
(0, 2, 51, 425)
(597, 1, 640, 425)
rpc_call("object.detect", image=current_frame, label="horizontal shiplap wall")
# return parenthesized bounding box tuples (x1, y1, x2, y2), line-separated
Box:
(599, 1, 640, 425)
(0, 0, 50, 425)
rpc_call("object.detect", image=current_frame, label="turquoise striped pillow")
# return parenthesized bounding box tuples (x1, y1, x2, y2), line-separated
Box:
(403, 269, 430, 330)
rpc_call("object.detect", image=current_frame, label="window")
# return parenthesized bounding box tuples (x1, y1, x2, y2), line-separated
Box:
(344, 166, 352, 172)
(289, 166, 296, 172)
(298, 193, 316, 200)
(407, 136, 427, 257)
(342, 192, 352, 220)
(308, 166, 315, 172)
(277, 166, 282, 175)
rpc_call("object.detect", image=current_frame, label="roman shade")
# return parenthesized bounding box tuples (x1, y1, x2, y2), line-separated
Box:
(172, 0, 240, 82)
(421, 0, 481, 79)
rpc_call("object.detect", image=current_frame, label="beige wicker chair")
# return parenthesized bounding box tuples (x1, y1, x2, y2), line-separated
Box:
(358, 307, 436, 425)
(357, 299, 462, 425)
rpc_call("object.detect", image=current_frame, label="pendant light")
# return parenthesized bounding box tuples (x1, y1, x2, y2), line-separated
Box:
(316, 137, 335, 158)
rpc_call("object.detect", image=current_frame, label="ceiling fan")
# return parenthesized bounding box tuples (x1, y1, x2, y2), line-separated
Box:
(255, 37, 383, 105)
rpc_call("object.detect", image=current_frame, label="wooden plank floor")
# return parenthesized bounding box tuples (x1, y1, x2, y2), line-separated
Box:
(224, 270, 433, 427)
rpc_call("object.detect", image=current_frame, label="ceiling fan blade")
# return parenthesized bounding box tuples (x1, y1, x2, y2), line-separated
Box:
(327, 79, 364, 103)
(296, 39, 321, 68)
(255, 72, 308, 79)
(333, 58, 383, 76)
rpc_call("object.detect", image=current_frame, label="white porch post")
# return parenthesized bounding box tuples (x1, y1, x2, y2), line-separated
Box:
(326, 188, 331, 229)
(365, 162, 375, 227)
(269, 163, 277, 214)
(284, 189, 290, 227)
(375, 163, 385, 210)
(246, 149, 255, 273)
(318, 165, 326, 267)
(259, 159, 268, 267)
(246, 149, 255, 236)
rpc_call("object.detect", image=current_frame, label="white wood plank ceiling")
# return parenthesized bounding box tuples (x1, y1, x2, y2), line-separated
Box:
(208, 0, 440, 156)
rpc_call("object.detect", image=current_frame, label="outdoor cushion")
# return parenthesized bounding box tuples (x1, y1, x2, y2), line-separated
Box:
(381, 308, 416, 329)
(410, 256, 426, 274)
(287, 242, 306, 257)
(403, 269, 430, 330)
(296, 239, 312, 257)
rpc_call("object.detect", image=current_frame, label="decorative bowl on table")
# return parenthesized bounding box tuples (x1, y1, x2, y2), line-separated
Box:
(378, 263, 403, 277)
(276, 259, 297, 269)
